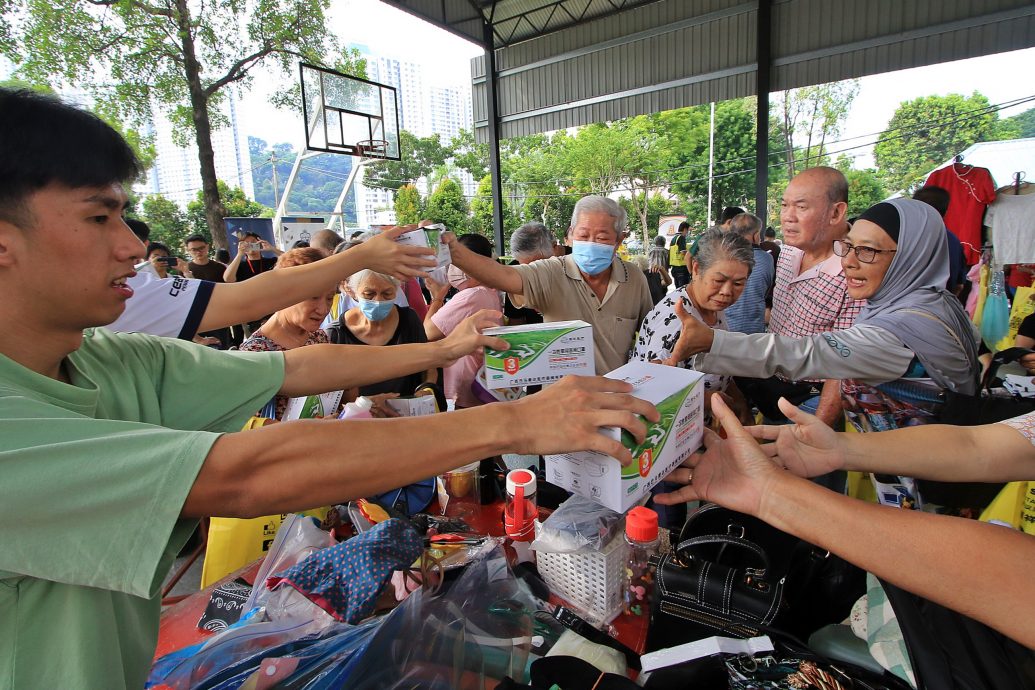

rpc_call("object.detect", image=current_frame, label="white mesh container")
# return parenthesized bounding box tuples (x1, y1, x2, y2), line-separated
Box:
(535, 530, 629, 625)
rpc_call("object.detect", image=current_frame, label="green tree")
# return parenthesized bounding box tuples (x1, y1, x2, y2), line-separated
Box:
(4, 0, 364, 248)
(618, 194, 678, 249)
(875, 92, 1015, 193)
(394, 184, 424, 224)
(450, 129, 489, 182)
(363, 130, 448, 193)
(843, 169, 888, 217)
(1003, 107, 1035, 139)
(186, 181, 270, 236)
(425, 178, 469, 235)
(470, 174, 513, 243)
(140, 194, 191, 249)
(775, 80, 859, 178)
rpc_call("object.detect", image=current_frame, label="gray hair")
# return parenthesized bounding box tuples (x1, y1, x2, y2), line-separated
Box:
(510, 222, 554, 260)
(346, 268, 400, 293)
(728, 213, 762, 240)
(570, 195, 627, 237)
(694, 227, 755, 274)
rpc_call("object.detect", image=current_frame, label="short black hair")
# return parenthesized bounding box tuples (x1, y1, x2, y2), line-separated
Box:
(290, 240, 311, 249)
(912, 186, 950, 218)
(458, 233, 494, 258)
(183, 234, 208, 245)
(764, 226, 776, 238)
(677, 221, 690, 233)
(126, 218, 151, 242)
(719, 206, 746, 224)
(243, 231, 261, 240)
(0, 89, 141, 229)
(146, 241, 170, 258)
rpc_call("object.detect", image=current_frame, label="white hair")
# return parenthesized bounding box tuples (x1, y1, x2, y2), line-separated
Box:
(570, 195, 627, 237)
(510, 222, 554, 260)
(346, 269, 400, 293)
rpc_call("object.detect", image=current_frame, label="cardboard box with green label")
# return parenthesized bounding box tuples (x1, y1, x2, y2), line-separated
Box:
(483, 320, 594, 389)
(545, 361, 704, 513)
(393, 224, 451, 272)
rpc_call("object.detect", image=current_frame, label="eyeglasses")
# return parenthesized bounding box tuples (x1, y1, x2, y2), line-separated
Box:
(186, 246, 208, 253)
(832, 239, 896, 264)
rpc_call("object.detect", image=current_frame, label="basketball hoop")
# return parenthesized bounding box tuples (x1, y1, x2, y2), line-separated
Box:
(356, 139, 389, 158)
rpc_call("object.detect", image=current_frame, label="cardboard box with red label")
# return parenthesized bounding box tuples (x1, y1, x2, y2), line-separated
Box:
(545, 361, 704, 513)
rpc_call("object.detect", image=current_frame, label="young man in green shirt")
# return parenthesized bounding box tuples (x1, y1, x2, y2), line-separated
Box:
(0, 89, 658, 689)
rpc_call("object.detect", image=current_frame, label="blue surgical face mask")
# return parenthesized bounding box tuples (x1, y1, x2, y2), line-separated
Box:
(571, 240, 615, 276)
(358, 298, 393, 322)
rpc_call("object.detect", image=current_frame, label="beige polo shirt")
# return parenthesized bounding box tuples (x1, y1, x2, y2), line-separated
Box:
(513, 255, 653, 373)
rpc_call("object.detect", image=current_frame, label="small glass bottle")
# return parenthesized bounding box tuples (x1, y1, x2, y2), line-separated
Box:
(623, 506, 660, 617)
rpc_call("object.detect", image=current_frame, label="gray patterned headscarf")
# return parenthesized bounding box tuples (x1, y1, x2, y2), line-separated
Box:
(856, 198, 979, 395)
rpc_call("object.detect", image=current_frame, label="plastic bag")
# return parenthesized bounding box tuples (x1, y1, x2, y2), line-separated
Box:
(147, 615, 380, 690)
(344, 541, 542, 688)
(530, 493, 623, 554)
(242, 513, 334, 615)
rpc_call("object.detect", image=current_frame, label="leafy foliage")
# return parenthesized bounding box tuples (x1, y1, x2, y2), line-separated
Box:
(394, 184, 424, 224)
(139, 194, 191, 249)
(425, 178, 469, 234)
(843, 169, 888, 218)
(1003, 107, 1035, 139)
(363, 130, 448, 192)
(874, 92, 1015, 193)
(248, 137, 357, 220)
(3, 0, 364, 247)
(186, 181, 271, 236)
(470, 174, 513, 243)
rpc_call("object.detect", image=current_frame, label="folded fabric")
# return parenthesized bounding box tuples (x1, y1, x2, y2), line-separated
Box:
(267, 517, 423, 624)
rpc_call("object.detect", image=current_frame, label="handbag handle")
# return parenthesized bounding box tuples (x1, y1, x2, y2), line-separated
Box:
(674, 534, 770, 576)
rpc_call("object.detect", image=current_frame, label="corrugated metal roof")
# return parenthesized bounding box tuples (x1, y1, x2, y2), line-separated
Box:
(381, 0, 1035, 141)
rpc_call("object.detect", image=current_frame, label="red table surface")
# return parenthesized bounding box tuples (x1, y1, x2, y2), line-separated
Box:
(156, 501, 648, 660)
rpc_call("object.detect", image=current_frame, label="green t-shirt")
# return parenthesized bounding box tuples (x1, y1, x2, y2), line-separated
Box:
(0, 328, 284, 690)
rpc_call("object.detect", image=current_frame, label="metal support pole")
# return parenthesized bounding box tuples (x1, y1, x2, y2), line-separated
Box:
(482, 22, 505, 253)
(755, 0, 772, 222)
(707, 102, 715, 227)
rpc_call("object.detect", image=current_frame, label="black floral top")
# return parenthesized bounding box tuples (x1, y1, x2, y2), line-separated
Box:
(632, 291, 731, 394)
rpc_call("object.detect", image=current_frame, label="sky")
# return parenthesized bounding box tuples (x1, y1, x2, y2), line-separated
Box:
(240, 1, 1035, 170)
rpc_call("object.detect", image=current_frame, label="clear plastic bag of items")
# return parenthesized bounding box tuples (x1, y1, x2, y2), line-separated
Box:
(531, 494, 624, 554)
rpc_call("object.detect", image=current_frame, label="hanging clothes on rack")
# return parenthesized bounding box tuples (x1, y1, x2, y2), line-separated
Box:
(926, 160, 996, 265)
(988, 173, 1035, 266)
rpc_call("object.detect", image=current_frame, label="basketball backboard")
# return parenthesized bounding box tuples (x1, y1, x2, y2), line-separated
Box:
(300, 62, 401, 160)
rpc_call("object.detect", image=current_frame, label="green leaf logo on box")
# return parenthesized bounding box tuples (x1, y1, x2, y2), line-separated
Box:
(619, 387, 692, 478)
(485, 326, 580, 372)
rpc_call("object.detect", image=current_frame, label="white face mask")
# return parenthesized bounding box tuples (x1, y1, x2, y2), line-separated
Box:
(447, 265, 469, 289)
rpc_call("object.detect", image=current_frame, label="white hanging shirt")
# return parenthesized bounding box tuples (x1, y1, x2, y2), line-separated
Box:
(988, 192, 1035, 265)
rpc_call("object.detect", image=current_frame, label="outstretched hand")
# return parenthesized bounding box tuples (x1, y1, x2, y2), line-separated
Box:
(655, 394, 781, 517)
(438, 309, 507, 365)
(664, 297, 715, 366)
(745, 397, 847, 478)
(507, 375, 660, 465)
(357, 225, 438, 280)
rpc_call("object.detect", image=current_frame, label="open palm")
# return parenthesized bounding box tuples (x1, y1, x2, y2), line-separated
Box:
(746, 397, 846, 478)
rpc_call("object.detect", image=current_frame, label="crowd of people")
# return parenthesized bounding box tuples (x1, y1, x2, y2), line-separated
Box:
(1, 85, 1033, 689)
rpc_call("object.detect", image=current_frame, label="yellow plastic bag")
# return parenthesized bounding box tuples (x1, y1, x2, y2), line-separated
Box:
(979, 481, 1035, 535)
(201, 509, 328, 588)
(200, 415, 330, 587)
(991, 285, 1035, 351)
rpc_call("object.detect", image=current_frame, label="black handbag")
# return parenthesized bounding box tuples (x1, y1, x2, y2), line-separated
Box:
(646, 504, 865, 652)
(927, 346, 1035, 508)
(646, 504, 795, 651)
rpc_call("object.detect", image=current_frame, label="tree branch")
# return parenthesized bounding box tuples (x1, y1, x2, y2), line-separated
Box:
(86, 0, 174, 17)
(203, 43, 280, 97)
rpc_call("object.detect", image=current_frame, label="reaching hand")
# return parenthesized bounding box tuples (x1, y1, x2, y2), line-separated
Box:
(438, 309, 507, 365)
(654, 394, 782, 517)
(506, 376, 660, 465)
(357, 225, 437, 280)
(174, 258, 191, 274)
(745, 397, 847, 478)
(665, 297, 715, 365)
(365, 392, 401, 418)
(1019, 353, 1035, 375)
(425, 275, 450, 303)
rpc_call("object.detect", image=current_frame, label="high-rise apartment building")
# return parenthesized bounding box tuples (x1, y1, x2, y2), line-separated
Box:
(136, 88, 254, 210)
(353, 49, 475, 227)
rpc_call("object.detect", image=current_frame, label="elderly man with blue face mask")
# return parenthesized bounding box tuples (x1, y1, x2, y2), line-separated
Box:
(442, 196, 653, 373)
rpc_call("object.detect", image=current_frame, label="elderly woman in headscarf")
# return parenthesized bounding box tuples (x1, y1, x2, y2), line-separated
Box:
(666, 198, 980, 506)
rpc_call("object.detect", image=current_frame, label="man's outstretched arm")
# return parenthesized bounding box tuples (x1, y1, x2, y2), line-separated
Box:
(442, 231, 525, 295)
(182, 375, 659, 518)
(198, 227, 437, 332)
